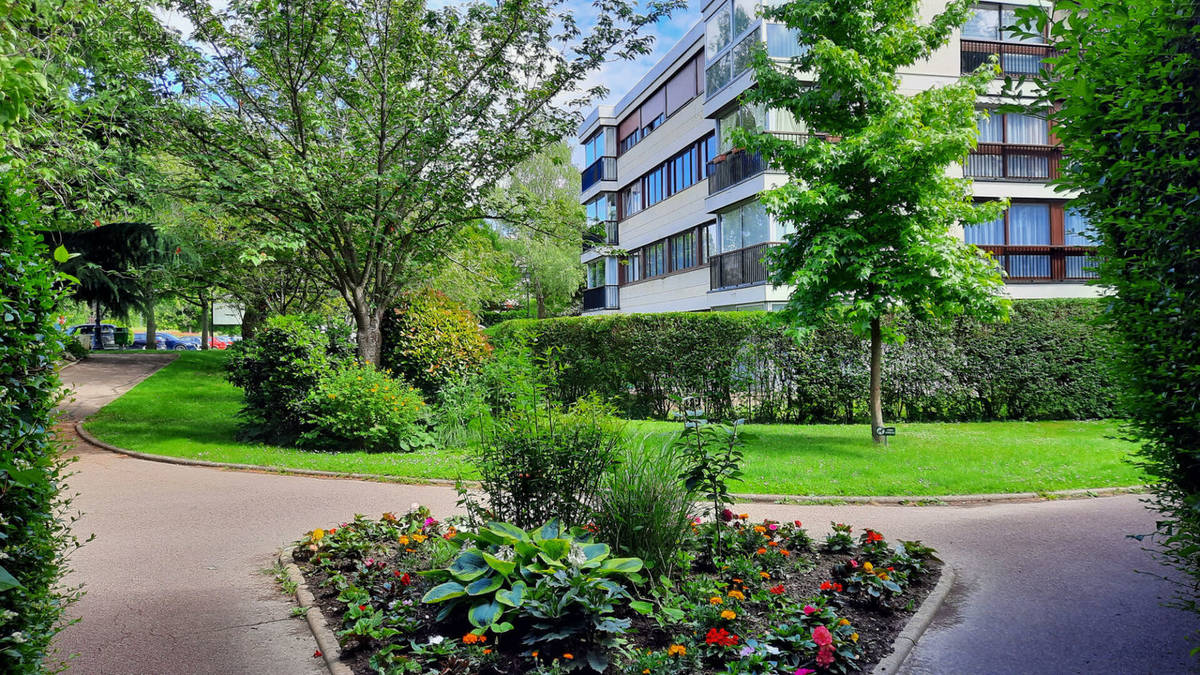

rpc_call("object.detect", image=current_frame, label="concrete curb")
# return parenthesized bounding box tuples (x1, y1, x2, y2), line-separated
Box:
(871, 565, 957, 675)
(278, 547, 354, 675)
(75, 422, 1145, 505)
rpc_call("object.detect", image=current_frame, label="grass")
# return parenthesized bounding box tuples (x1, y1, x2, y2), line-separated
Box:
(84, 351, 1146, 496)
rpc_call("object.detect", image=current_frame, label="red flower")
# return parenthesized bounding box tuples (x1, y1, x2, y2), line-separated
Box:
(769, 585, 785, 595)
(866, 529, 883, 543)
(175, 246, 182, 254)
(820, 581, 832, 591)
(812, 625, 833, 647)
(721, 508, 735, 522)
(705, 627, 739, 647)
(358, 604, 368, 611)
(793, 520, 802, 527)
(817, 645, 835, 667)
(313, 650, 323, 658)
(400, 572, 411, 586)
(92, 219, 100, 227)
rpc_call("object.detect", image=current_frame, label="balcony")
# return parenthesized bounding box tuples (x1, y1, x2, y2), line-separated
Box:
(582, 285, 619, 311)
(977, 245, 1099, 281)
(961, 40, 1056, 76)
(581, 156, 617, 192)
(965, 144, 1061, 182)
(582, 220, 619, 252)
(707, 150, 765, 195)
(710, 242, 777, 290)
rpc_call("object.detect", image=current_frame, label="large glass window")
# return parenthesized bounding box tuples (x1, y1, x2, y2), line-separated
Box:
(766, 23, 806, 58)
(645, 241, 667, 277)
(622, 182, 642, 217)
(701, 223, 716, 263)
(976, 111, 1004, 143)
(718, 104, 765, 153)
(963, 3, 1044, 43)
(585, 194, 614, 224)
(706, 53, 732, 93)
(625, 253, 642, 283)
(671, 230, 697, 270)
(1008, 204, 1050, 244)
(733, 0, 756, 36)
(1064, 208, 1096, 246)
(1005, 113, 1048, 144)
(670, 145, 696, 194)
(717, 200, 772, 252)
(768, 107, 806, 134)
(732, 33, 757, 79)
(707, 6, 732, 57)
(586, 260, 605, 288)
(964, 214, 1005, 245)
(645, 166, 665, 207)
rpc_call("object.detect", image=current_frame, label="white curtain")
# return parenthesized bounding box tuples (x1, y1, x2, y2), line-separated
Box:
(1005, 113, 1048, 144)
(976, 111, 1004, 143)
(1064, 208, 1096, 246)
(740, 201, 770, 246)
(964, 215, 1005, 245)
(768, 107, 806, 134)
(1008, 204, 1050, 245)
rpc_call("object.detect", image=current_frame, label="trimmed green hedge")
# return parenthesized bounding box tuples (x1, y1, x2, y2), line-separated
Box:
(486, 299, 1118, 423)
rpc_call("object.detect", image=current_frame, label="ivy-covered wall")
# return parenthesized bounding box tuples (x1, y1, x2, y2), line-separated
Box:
(486, 299, 1118, 423)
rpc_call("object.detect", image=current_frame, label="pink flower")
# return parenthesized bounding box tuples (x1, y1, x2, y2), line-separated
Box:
(849, 559, 859, 568)
(812, 625, 833, 647)
(721, 509, 735, 522)
(817, 645, 835, 667)
(795, 670, 816, 675)
(803, 605, 818, 615)
(423, 517, 438, 529)
(768, 523, 779, 531)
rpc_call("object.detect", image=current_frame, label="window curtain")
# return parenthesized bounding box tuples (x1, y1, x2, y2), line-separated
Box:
(1005, 113, 1048, 144)
(719, 208, 742, 252)
(666, 58, 698, 115)
(976, 111, 1004, 143)
(964, 215, 1005, 245)
(618, 110, 640, 142)
(1007, 204, 1050, 245)
(641, 88, 666, 130)
(766, 24, 806, 58)
(1064, 208, 1096, 245)
(768, 107, 806, 134)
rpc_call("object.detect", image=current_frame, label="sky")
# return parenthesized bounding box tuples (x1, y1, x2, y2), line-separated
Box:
(152, 0, 701, 169)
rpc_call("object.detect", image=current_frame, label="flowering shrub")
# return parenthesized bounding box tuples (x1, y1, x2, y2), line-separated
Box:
(299, 362, 432, 452)
(381, 290, 492, 396)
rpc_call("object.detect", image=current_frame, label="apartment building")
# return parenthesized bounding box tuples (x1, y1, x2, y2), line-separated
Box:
(577, 0, 1099, 314)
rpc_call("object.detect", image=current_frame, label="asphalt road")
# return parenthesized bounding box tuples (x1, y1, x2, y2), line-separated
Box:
(53, 355, 1199, 674)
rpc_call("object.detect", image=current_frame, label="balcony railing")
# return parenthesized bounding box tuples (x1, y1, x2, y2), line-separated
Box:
(965, 143, 1061, 182)
(582, 220, 619, 252)
(710, 242, 777, 290)
(977, 245, 1098, 281)
(581, 156, 617, 192)
(961, 39, 1056, 76)
(582, 285, 619, 311)
(706, 133, 820, 195)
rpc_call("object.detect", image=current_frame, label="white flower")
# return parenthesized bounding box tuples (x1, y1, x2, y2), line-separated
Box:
(494, 546, 516, 562)
(9, 631, 27, 644)
(567, 543, 587, 567)
(427, 635, 444, 645)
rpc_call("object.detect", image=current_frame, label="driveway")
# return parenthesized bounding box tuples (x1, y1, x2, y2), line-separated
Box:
(54, 355, 1198, 674)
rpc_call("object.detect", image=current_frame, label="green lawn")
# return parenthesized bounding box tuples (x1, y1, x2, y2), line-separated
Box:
(84, 351, 1145, 496)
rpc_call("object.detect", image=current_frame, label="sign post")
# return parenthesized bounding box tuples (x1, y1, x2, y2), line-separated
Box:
(874, 426, 896, 446)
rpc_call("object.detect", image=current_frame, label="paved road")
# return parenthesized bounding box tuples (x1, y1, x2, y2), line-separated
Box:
(55, 355, 1198, 674)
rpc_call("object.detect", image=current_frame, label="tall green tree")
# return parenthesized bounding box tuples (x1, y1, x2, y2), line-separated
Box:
(736, 0, 1010, 442)
(162, 0, 680, 363)
(494, 141, 587, 318)
(1015, 0, 1200, 618)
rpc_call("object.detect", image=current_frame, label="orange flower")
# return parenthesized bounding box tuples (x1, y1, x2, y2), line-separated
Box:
(739, 513, 749, 520)
(462, 633, 480, 645)
(753, 525, 767, 534)
(768, 541, 779, 547)
(759, 571, 771, 579)
(727, 590, 745, 601)
(781, 549, 790, 556)
(563, 653, 574, 660)
(483, 648, 492, 655)
(668, 644, 687, 656)
(709, 596, 723, 605)
(532, 651, 539, 658)
(398, 535, 409, 545)
(720, 609, 737, 620)
(756, 547, 767, 555)
(410, 533, 427, 544)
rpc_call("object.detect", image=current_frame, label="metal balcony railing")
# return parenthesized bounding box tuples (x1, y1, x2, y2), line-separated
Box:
(582, 285, 619, 311)
(707, 150, 765, 195)
(965, 144, 1061, 181)
(961, 40, 1056, 76)
(581, 156, 617, 192)
(709, 242, 777, 290)
(977, 245, 1099, 281)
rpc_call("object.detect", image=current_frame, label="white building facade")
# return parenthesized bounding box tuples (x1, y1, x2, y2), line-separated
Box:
(578, 0, 1098, 314)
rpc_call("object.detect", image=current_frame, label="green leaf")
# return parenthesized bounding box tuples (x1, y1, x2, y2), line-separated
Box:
(448, 551, 489, 581)
(629, 600, 653, 615)
(421, 581, 466, 603)
(0, 565, 22, 592)
(467, 575, 503, 596)
(539, 538, 570, 560)
(486, 521, 530, 542)
(482, 552, 516, 576)
(596, 557, 643, 575)
(467, 599, 501, 628)
(53, 245, 69, 263)
(495, 580, 526, 608)
(580, 542, 610, 563)
(531, 520, 560, 541)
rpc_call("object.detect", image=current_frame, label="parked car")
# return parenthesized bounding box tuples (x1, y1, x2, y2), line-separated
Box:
(68, 323, 117, 349)
(130, 331, 197, 350)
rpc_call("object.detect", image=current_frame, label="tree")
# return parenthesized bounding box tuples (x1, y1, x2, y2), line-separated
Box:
(1014, 0, 1200, 618)
(162, 0, 680, 363)
(735, 0, 1010, 442)
(494, 141, 587, 318)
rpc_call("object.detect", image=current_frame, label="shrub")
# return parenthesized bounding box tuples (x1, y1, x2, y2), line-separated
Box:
(486, 299, 1117, 423)
(299, 362, 433, 452)
(592, 437, 697, 578)
(225, 315, 351, 444)
(1, 169, 82, 671)
(381, 290, 492, 396)
(465, 393, 625, 529)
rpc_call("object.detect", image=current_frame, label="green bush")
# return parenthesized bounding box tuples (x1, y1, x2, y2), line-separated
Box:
(1, 169, 82, 671)
(300, 362, 433, 453)
(593, 438, 697, 578)
(225, 315, 352, 444)
(486, 299, 1117, 423)
(381, 290, 492, 396)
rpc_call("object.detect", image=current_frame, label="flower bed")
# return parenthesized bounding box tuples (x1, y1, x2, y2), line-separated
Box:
(290, 507, 942, 674)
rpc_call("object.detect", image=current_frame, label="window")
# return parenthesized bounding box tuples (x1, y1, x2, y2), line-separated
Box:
(584, 130, 608, 166)
(707, 5, 732, 57)
(964, 214, 1005, 246)
(618, 110, 641, 154)
(976, 111, 1004, 143)
(670, 145, 696, 194)
(717, 200, 771, 252)
(645, 241, 667, 277)
(1064, 208, 1096, 246)
(622, 181, 642, 217)
(976, 111, 1048, 144)
(706, 53, 732, 93)
(963, 3, 1044, 43)
(665, 57, 699, 116)
(645, 166, 665, 207)
(766, 23, 806, 58)
(586, 260, 605, 288)
(718, 104, 766, 153)
(671, 230, 697, 270)
(768, 107, 806, 135)
(1009, 203, 1050, 244)
(701, 223, 716, 263)
(733, 0, 756, 36)
(625, 252, 642, 283)
(640, 88, 666, 137)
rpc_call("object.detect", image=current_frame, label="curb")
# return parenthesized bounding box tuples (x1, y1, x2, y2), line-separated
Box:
(871, 565, 957, 675)
(75, 423, 1145, 505)
(279, 547, 354, 675)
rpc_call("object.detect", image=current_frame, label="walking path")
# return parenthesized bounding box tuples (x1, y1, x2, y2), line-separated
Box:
(54, 355, 1198, 674)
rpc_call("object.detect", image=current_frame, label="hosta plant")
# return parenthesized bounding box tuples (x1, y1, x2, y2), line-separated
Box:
(420, 520, 643, 639)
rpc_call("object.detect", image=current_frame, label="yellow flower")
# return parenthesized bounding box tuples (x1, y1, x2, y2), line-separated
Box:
(753, 525, 767, 534)
(727, 590, 745, 601)
(398, 535, 409, 545)
(879, 572, 889, 581)
(667, 644, 686, 656)
(838, 618, 850, 626)
(851, 633, 859, 643)
(643, 670, 650, 674)
(863, 562, 874, 573)
(411, 533, 427, 543)
(720, 610, 737, 620)
(759, 572, 771, 579)
(739, 513, 749, 520)
(311, 528, 325, 541)
(709, 596, 723, 605)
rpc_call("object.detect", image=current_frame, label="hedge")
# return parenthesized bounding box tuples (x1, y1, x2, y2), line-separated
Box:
(485, 299, 1118, 423)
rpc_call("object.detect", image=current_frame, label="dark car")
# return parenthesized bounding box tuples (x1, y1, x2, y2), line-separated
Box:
(68, 323, 118, 349)
(130, 332, 197, 350)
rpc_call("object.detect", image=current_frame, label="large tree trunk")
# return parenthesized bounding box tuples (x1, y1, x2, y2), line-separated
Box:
(145, 285, 158, 351)
(354, 303, 384, 365)
(870, 317, 884, 443)
(200, 293, 210, 350)
(241, 298, 268, 339)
